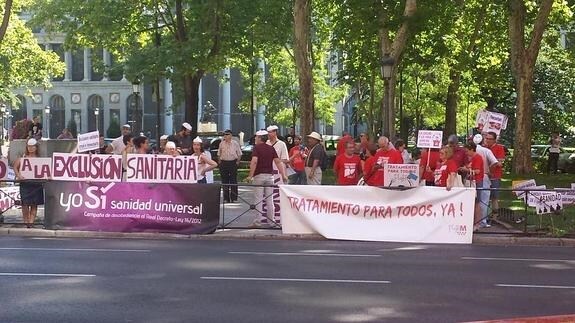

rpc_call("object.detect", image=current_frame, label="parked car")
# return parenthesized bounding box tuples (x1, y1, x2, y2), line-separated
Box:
(531, 145, 575, 173)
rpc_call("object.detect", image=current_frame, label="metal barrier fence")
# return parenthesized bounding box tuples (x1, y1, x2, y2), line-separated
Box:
(1, 181, 574, 237)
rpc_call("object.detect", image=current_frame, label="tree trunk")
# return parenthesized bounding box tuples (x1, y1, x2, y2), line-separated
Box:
(293, 0, 314, 138)
(0, 0, 12, 43)
(444, 70, 460, 136)
(508, 0, 553, 174)
(183, 73, 202, 138)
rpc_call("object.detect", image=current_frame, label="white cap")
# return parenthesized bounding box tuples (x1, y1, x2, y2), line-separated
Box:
(182, 122, 192, 131)
(122, 124, 131, 129)
(266, 125, 278, 132)
(165, 141, 176, 149)
(193, 136, 203, 143)
(256, 130, 268, 136)
(307, 131, 322, 141)
(160, 135, 168, 140)
(27, 138, 38, 146)
(473, 134, 483, 145)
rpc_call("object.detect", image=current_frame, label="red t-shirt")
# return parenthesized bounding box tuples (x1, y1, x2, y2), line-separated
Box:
(371, 149, 403, 186)
(452, 146, 467, 167)
(469, 153, 484, 182)
(289, 146, 306, 172)
(488, 143, 505, 179)
(434, 159, 458, 187)
(333, 154, 362, 185)
(252, 143, 278, 176)
(336, 135, 353, 156)
(362, 156, 379, 186)
(419, 149, 441, 182)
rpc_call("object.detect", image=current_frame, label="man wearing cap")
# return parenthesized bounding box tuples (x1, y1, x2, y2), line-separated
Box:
(305, 131, 325, 185)
(168, 122, 193, 155)
(107, 124, 132, 154)
(158, 135, 169, 154)
(218, 129, 242, 202)
(470, 133, 499, 228)
(247, 130, 288, 227)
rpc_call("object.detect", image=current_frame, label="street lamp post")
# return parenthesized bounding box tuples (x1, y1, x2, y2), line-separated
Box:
(380, 54, 395, 137)
(94, 107, 100, 134)
(0, 104, 5, 157)
(44, 106, 51, 139)
(132, 80, 141, 135)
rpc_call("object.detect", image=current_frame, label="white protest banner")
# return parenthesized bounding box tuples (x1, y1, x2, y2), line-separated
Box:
(560, 190, 575, 205)
(125, 154, 199, 184)
(18, 158, 52, 180)
(77, 130, 100, 152)
(0, 157, 10, 180)
(52, 153, 123, 182)
(280, 186, 475, 244)
(535, 192, 563, 215)
(571, 183, 575, 189)
(384, 164, 419, 187)
(475, 110, 508, 135)
(512, 179, 537, 199)
(417, 130, 443, 149)
(0, 186, 20, 212)
(525, 185, 547, 207)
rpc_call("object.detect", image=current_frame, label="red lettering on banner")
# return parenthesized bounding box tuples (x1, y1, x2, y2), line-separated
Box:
(0, 161, 6, 179)
(441, 203, 456, 217)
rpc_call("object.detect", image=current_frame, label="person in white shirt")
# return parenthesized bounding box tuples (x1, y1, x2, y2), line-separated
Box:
(472, 134, 500, 228)
(107, 124, 132, 155)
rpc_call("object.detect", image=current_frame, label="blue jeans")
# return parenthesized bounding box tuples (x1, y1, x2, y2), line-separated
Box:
(478, 176, 491, 226)
(289, 170, 307, 185)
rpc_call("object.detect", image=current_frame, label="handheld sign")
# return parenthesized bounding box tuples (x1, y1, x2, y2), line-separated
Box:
(77, 130, 100, 153)
(383, 164, 419, 187)
(19, 158, 52, 180)
(417, 130, 443, 149)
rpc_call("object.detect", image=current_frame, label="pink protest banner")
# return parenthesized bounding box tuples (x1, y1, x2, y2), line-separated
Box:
(125, 154, 199, 184)
(52, 153, 123, 182)
(18, 158, 52, 180)
(0, 157, 11, 180)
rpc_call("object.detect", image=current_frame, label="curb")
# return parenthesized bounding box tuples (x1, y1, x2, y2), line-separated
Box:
(473, 234, 575, 247)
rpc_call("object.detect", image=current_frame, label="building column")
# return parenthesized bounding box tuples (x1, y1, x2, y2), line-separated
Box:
(83, 48, 91, 81)
(164, 78, 174, 135)
(64, 51, 72, 81)
(220, 68, 231, 130)
(256, 60, 266, 130)
(103, 49, 111, 81)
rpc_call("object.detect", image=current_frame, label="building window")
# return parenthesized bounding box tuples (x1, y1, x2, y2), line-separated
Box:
(50, 44, 65, 82)
(87, 95, 104, 132)
(71, 49, 84, 81)
(49, 95, 66, 139)
(91, 48, 104, 81)
(109, 54, 123, 81)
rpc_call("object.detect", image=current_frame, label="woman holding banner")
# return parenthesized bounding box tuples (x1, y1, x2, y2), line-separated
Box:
(434, 146, 458, 190)
(13, 138, 44, 228)
(192, 137, 217, 184)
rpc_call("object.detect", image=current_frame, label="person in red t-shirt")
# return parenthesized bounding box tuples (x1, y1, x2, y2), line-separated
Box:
(463, 142, 485, 231)
(288, 135, 308, 184)
(336, 132, 353, 156)
(419, 148, 441, 186)
(483, 131, 506, 215)
(333, 141, 362, 185)
(371, 136, 403, 186)
(447, 134, 467, 168)
(434, 146, 458, 190)
(362, 143, 380, 186)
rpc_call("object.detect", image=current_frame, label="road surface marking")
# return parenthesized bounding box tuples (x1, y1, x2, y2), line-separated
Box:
(0, 247, 150, 253)
(462, 257, 574, 262)
(228, 251, 381, 257)
(201, 277, 390, 284)
(496, 284, 575, 289)
(0, 273, 96, 278)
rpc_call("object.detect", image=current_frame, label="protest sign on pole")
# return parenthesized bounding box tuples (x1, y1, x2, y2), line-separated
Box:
(535, 192, 563, 215)
(77, 131, 100, 152)
(417, 130, 443, 149)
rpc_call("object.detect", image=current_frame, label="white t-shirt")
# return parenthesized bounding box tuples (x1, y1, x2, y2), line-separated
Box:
(476, 145, 498, 175)
(111, 136, 126, 155)
(267, 139, 289, 161)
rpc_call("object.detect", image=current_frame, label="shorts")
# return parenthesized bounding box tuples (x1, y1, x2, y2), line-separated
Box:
(490, 178, 501, 199)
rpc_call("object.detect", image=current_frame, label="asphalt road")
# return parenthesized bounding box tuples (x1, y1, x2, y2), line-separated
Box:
(0, 237, 573, 323)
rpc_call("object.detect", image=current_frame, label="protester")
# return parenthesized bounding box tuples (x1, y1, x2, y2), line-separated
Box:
(419, 148, 441, 186)
(336, 131, 353, 156)
(333, 141, 362, 185)
(133, 135, 149, 154)
(13, 138, 44, 228)
(305, 131, 325, 185)
(107, 124, 131, 154)
(288, 135, 307, 185)
(97, 135, 109, 154)
(484, 131, 506, 219)
(56, 128, 74, 139)
(548, 132, 561, 175)
(358, 133, 370, 161)
(447, 134, 466, 168)
(285, 127, 296, 151)
(371, 136, 403, 186)
(395, 139, 412, 164)
(473, 134, 499, 227)
(28, 116, 43, 140)
(168, 122, 193, 155)
(158, 134, 169, 154)
(361, 143, 380, 186)
(434, 145, 458, 190)
(164, 141, 179, 156)
(218, 129, 242, 202)
(462, 142, 485, 231)
(192, 136, 218, 184)
(266, 125, 289, 170)
(247, 130, 287, 227)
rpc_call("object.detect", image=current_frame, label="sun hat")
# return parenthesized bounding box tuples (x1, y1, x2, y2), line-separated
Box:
(160, 135, 168, 140)
(307, 131, 322, 141)
(193, 136, 203, 143)
(27, 138, 38, 146)
(266, 125, 278, 132)
(182, 122, 192, 131)
(473, 134, 483, 145)
(165, 141, 176, 149)
(256, 130, 268, 136)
